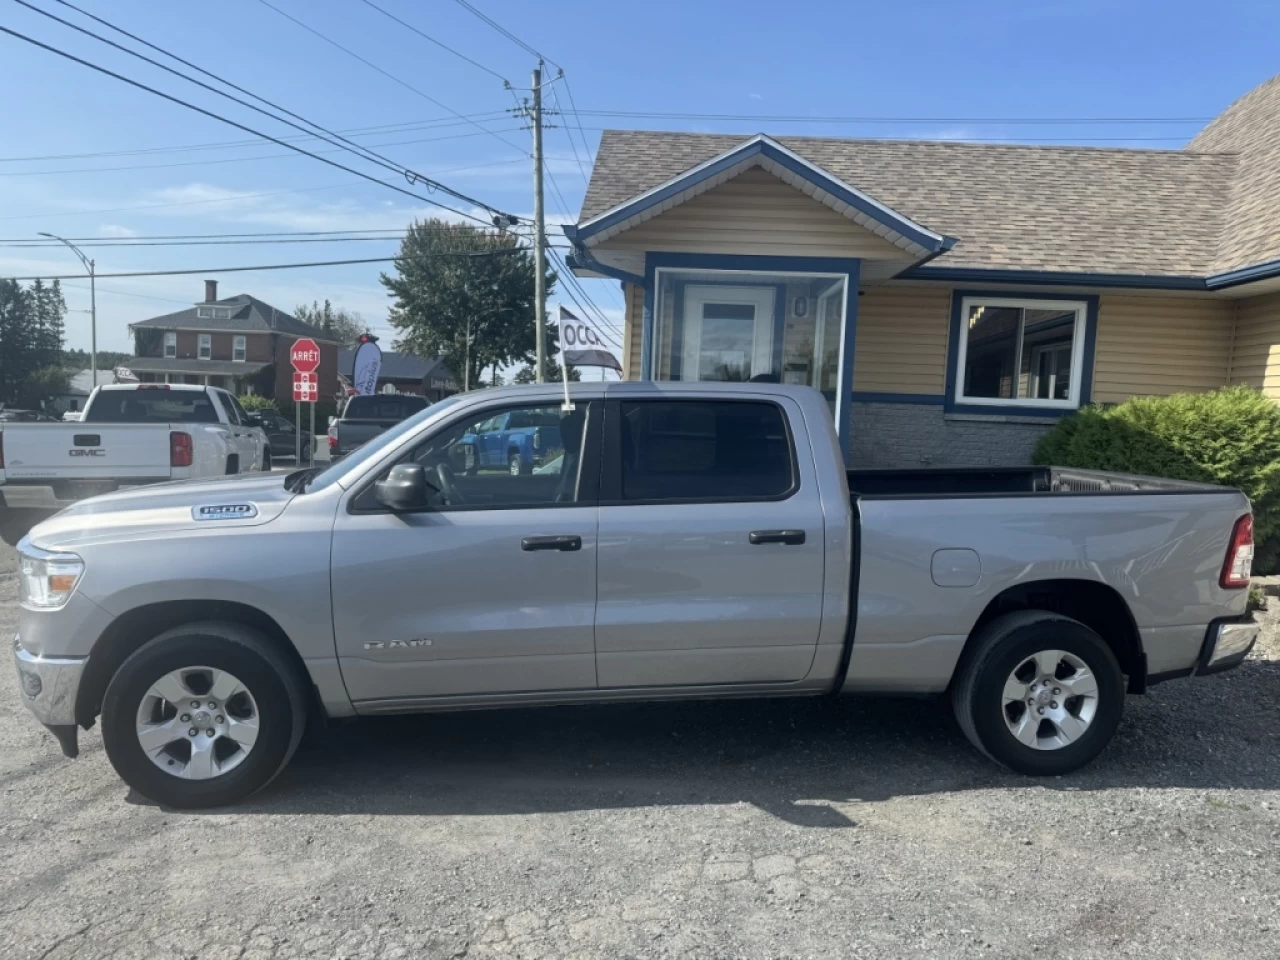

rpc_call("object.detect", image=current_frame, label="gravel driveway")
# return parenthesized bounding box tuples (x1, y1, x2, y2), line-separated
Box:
(2, 540, 1279, 959)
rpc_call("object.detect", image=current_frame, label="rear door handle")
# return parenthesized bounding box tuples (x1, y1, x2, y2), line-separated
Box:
(521, 535, 582, 552)
(749, 529, 806, 546)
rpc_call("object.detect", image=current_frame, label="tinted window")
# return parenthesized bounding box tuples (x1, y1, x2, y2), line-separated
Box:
(216, 392, 241, 424)
(84, 389, 220, 424)
(344, 395, 429, 420)
(226, 394, 252, 424)
(618, 400, 793, 502)
(356, 403, 589, 510)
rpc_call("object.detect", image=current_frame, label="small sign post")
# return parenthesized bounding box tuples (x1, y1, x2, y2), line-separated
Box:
(290, 338, 320, 463)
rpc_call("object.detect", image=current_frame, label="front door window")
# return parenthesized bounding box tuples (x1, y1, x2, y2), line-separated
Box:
(681, 286, 776, 382)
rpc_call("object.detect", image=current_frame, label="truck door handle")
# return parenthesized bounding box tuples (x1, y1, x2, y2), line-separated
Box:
(521, 535, 582, 552)
(749, 529, 806, 545)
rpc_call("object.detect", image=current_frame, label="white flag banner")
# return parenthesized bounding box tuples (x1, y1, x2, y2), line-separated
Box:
(351, 336, 383, 396)
(558, 305, 621, 373)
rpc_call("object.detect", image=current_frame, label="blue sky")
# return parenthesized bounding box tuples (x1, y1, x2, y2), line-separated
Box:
(0, 0, 1277, 358)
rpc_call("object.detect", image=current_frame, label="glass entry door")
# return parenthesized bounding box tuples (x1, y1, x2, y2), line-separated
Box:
(681, 285, 776, 382)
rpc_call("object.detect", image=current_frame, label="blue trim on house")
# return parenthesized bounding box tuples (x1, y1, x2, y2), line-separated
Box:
(944, 289, 1099, 417)
(575, 136, 953, 254)
(647, 252, 865, 275)
(1207, 258, 1280, 290)
(564, 248, 645, 286)
(905, 265, 1207, 291)
(640, 279, 654, 380)
(851, 391, 945, 405)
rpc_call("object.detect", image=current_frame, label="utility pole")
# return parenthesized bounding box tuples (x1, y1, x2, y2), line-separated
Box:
(531, 60, 547, 383)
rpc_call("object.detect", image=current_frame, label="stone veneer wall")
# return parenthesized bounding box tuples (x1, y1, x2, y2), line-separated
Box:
(848, 401, 1057, 468)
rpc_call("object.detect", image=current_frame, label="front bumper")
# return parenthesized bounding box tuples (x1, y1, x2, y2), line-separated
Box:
(1199, 617, 1259, 675)
(13, 634, 86, 731)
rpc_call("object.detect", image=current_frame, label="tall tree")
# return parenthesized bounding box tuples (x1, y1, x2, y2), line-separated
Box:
(28, 279, 66, 368)
(294, 299, 366, 346)
(0, 280, 37, 403)
(380, 219, 557, 390)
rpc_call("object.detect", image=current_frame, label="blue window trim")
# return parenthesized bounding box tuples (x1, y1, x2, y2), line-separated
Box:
(945, 289, 1098, 417)
(571, 136, 955, 255)
(851, 391, 945, 405)
(902, 259, 1280, 292)
(642, 252, 861, 458)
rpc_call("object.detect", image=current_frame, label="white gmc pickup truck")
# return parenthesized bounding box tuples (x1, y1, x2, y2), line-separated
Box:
(0, 383, 268, 541)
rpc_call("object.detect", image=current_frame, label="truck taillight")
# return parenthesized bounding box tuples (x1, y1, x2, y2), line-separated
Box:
(1220, 514, 1254, 589)
(533, 430, 541, 451)
(170, 431, 193, 468)
(327, 426, 338, 451)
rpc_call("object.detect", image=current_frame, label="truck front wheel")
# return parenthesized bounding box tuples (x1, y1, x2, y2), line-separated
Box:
(100, 622, 307, 808)
(951, 611, 1125, 776)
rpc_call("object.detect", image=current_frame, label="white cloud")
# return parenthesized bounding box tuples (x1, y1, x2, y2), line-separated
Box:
(98, 224, 139, 238)
(928, 126, 984, 142)
(748, 93, 764, 101)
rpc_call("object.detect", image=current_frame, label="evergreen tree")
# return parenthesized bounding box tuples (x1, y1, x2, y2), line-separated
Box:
(45, 279, 66, 365)
(0, 280, 38, 403)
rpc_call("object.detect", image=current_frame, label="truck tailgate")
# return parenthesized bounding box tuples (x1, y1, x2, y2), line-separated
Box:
(1, 423, 174, 481)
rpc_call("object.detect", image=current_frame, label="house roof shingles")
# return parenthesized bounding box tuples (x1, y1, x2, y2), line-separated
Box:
(581, 130, 1238, 277)
(131, 294, 332, 339)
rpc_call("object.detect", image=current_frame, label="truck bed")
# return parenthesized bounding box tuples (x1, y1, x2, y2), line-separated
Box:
(848, 465, 1230, 498)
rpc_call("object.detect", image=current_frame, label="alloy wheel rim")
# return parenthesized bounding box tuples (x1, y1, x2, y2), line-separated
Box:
(1001, 649, 1099, 751)
(135, 666, 260, 779)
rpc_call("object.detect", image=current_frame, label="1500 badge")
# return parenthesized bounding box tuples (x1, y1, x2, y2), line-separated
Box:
(192, 503, 258, 521)
(363, 639, 433, 650)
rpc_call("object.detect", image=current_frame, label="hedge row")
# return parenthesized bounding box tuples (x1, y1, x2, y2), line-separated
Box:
(1033, 387, 1280, 573)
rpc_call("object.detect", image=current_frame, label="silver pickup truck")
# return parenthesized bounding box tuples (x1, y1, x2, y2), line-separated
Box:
(12, 382, 1258, 808)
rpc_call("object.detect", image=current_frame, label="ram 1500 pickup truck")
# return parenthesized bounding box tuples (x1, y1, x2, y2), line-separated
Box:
(1, 383, 268, 542)
(12, 383, 1257, 808)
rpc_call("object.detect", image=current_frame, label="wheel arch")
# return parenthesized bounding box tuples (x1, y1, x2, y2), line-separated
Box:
(76, 600, 315, 728)
(959, 579, 1146, 694)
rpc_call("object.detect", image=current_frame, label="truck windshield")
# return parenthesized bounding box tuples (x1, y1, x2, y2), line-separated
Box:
(304, 395, 464, 493)
(84, 389, 220, 424)
(343, 395, 428, 420)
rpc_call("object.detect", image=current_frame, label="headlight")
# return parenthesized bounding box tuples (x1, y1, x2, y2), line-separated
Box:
(18, 548, 84, 610)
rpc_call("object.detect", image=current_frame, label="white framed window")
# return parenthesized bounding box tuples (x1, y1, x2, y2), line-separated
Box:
(163, 331, 177, 358)
(196, 305, 233, 320)
(232, 335, 246, 362)
(198, 333, 211, 360)
(954, 296, 1089, 409)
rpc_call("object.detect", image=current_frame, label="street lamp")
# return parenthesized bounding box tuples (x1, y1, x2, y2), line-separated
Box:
(38, 232, 97, 382)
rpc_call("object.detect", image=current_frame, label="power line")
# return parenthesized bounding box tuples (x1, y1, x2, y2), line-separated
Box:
(255, 0, 528, 158)
(558, 76, 598, 181)
(1, 236, 410, 249)
(2, 248, 524, 281)
(549, 83, 591, 186)
(354, 0, 511, 83)
(1, 228, 407, 242)
(18, 1, 515, 222)
(570, 109, 1212, 125)
(449, 0, 554, 67)
(546, 246, 623, 345)
(0, 25, 515, 226)
(0, 136, 532, 178)
(0, 112, 514, 163)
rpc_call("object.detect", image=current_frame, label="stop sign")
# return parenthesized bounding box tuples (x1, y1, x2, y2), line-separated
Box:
(290, 337, 320, 373)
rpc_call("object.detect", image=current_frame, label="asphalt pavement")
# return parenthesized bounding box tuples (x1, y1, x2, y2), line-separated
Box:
(2, 537, 1279, 959)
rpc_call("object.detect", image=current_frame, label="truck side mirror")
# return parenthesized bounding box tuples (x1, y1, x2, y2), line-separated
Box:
(375, 463, 431, 511)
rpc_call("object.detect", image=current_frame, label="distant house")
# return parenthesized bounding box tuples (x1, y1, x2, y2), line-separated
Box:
(336, 348, 459, 402)
(124, 280, 340, 399)
(50, 368, 115, 415)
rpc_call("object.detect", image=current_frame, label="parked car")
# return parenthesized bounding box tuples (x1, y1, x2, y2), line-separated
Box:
(0, 408, 58, 422)
(254, 411, 313, 463)
(456, 408, 563, 476)
(12, 382, 1257, 808)
(1, 384, 269, 541)
(328, 394, 429, 459)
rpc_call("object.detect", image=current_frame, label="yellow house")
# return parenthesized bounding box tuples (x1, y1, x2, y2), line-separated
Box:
(564, 74, 1280, 465)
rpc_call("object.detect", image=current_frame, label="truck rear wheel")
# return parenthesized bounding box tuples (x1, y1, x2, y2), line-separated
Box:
(509, 452, 529, 476)
(951, 611, 1124, 776)
(101, 622, 307, 808)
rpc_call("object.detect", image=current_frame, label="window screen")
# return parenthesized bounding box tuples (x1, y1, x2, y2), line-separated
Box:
(618, 400, 794, 502)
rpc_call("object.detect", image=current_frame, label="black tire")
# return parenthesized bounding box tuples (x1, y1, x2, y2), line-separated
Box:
(509, 452, 529, 476)
(951, 611, 1125, 776)
(261, 448, 273, 471)
(225, 454, 240, 475)
(101, 622, 307, 808)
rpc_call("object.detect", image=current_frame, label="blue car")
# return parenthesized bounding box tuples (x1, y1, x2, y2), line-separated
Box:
(459, 409, 563, 475)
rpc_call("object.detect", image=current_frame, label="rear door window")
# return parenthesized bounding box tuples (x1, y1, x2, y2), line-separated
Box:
(84, 389, 221, 424)
(616, 400, 796, 502)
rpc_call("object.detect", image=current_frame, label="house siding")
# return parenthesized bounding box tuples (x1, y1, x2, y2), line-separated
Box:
(1229, 291, 1280, 398)
(622, 281, 644, 380)
(598, 167, 910, 261)
(1091, 295, 1233, 404)
(852, 286, 951, 395)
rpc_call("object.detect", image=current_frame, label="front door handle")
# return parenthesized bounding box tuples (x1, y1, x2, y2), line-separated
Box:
(521, 535, 582, 552)
(749, 529, 806, 546)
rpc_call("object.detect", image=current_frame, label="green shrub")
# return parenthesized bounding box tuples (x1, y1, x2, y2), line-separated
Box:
(238, 394, 275, 412)
(1033, 387, 1280, 573)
